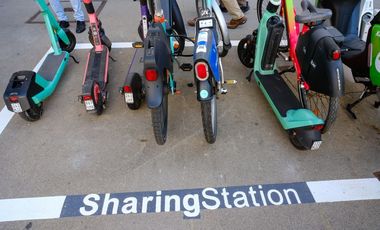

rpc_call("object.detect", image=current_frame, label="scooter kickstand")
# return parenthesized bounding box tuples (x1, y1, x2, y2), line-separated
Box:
(70, 55, 80, 64)
(246, 69, 254, 82)
(109, 55, 116, 62)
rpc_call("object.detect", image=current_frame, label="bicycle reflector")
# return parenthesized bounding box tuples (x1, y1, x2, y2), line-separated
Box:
(145, 69, 158, 81)
(332, 50, 341, 60)
(195, 62, 209, 81)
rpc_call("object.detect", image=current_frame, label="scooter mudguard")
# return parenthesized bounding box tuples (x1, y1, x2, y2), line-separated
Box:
(3, 71, 43, 113)
(370, 23, 380, 86)
(144, 23, 172, 109)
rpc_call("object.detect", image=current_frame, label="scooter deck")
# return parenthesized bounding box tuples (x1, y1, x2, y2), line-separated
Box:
(256, 71, 301, 117)
(255, 71, 324, 130)
(37, 52, 67, 81)
(83, 48, 108, 92)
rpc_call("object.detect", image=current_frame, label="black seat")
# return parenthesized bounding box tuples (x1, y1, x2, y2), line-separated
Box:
(295, 0, 332, 24)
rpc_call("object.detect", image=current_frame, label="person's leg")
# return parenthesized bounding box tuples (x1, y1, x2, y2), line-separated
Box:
(221, 0, 247, 29)
(221, 0, 244, 20)
(69, 0, 86, 33)
(70, 0, 85, 21)
(49, 0, 69, 21)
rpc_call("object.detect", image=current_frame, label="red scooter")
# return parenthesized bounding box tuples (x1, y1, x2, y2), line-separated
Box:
(80, 0, 112, 115)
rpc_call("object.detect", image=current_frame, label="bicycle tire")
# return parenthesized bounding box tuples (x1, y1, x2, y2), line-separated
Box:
(151, 71, 169, 145)
(299, 85, 339, 134)
(201, 95, 217, 144)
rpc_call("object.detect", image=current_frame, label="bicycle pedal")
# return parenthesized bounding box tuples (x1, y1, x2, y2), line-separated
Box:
(225, 80, 237, 85)
(180, 63, 193, 71)
(132, 42, 144, 48)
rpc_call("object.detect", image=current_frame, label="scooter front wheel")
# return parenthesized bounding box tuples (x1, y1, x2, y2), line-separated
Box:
(201, 95, 217, 144)
(237, 32, 257, 68)
(58, 29, 76, 53)
(19, 103, 43, 122)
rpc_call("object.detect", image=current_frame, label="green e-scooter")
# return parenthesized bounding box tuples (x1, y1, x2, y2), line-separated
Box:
(3, 0, 77, 121)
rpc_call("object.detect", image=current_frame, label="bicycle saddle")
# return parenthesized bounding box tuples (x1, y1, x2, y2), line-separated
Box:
(295, 0, 332, 24)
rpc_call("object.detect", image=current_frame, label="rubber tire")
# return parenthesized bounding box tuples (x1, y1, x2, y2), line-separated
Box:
(172, 0, 186, 55)
(92, 82, 104, 115)
(151, 90, 168, 145)
(237, 33, 256, 68)
(256, 0, 288, 52)
(299, 85, 339, 134)
(288, 130, 308, 150)
(127, 74, 143, 110)
(201, 95, 217, 144)
(58, 29, 76, 53)
(19, 103, 43, 122)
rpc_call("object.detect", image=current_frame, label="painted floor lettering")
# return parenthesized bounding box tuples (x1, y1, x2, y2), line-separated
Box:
(0, 178, 379, 222)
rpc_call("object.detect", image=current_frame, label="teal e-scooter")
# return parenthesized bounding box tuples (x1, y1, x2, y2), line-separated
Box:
(238, 0, 345, 150)
(3, 0, 77, 121)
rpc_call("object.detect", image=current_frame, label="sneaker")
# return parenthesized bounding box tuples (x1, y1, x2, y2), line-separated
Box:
(227, 16, 247, 29)
(59, 20, 69, 28)
(187, 17, 197, 27)
(76, 21, 86, 33)
(240, 2, 250, 13)
(219, 5, 228, 13)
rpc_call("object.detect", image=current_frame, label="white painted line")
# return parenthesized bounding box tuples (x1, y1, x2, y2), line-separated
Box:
(0, 107, 15, 134)
(0, 196, 66, 222)
(307, 178, 380, 203)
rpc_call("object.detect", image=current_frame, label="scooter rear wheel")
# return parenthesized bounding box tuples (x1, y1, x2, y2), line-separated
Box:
(93, 82, 104, 115)
(288, 130, 308, 150)
(19, 103, 43, 122)
(127, 73, 143, 110)
(151, 71, 169, 145)
(58, 29, 76, 53)
(151, 91, 168, 145)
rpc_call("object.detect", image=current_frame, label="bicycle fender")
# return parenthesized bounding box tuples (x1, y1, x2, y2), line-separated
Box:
(197, 80, 213, 101)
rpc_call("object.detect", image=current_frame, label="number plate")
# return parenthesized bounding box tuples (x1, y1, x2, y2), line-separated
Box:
(11, 103, 22, 113)
(199, 19, 213, 28)
(84, 100, 95, 111)
(125, 93, 134, 104)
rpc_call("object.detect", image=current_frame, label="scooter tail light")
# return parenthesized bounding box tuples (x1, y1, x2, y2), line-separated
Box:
(83, 95, 92, 101)
(145, 69, 158, 81)
(332, 50, 341, 60)
(123, 86, 132, 93)
(195, 62, 209, 81)
(9, 95, 18, 102)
